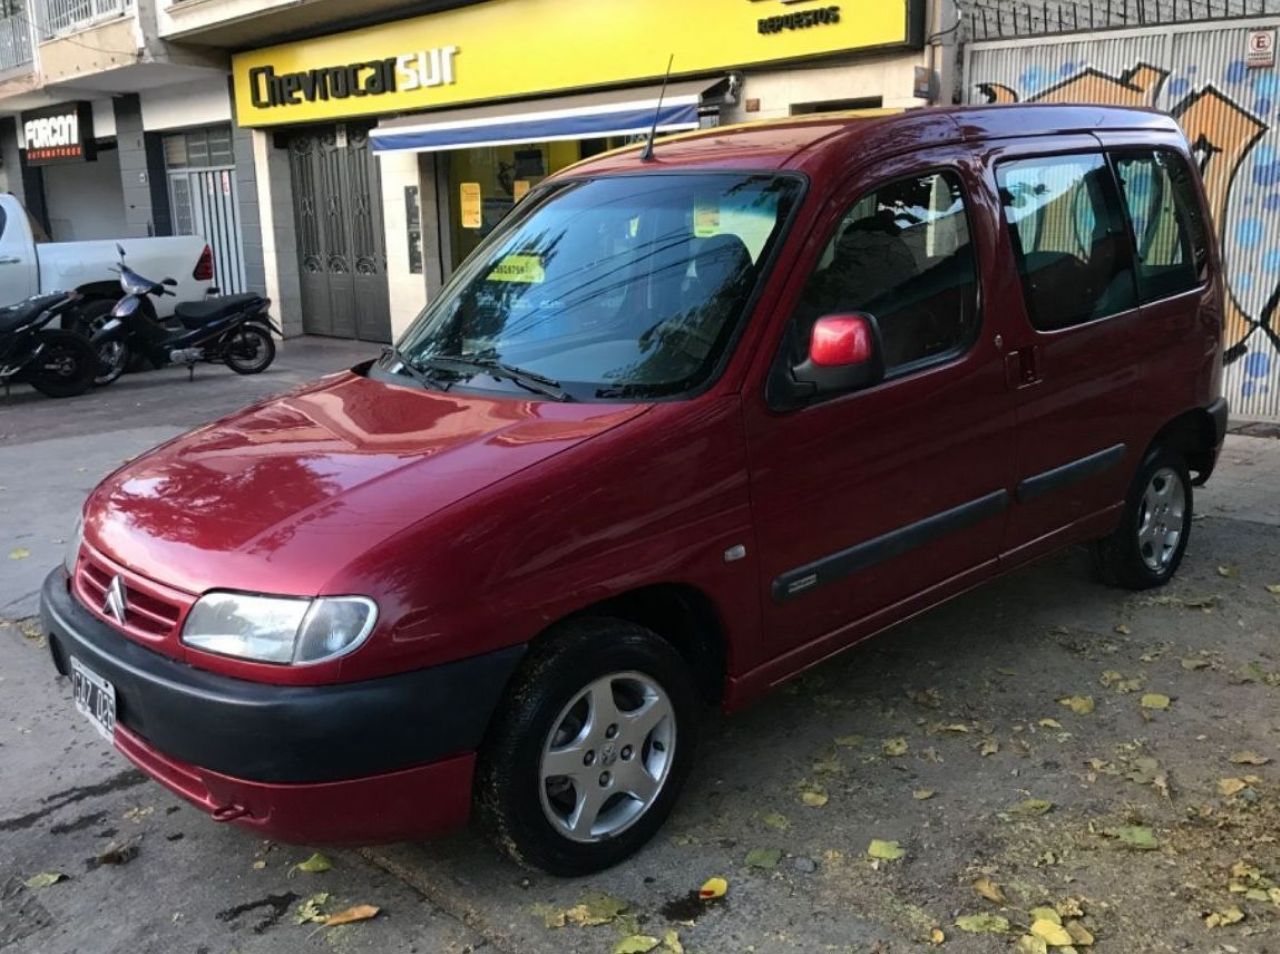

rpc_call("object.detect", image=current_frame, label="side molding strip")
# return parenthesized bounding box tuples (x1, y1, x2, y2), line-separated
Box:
(771, 490, 1009, 602)
(1016, 443, 1127, 504)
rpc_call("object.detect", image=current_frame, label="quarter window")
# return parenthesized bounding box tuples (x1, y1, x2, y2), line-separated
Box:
(791, 170, 979, 372)
(998, 154, 1137, 331)
(1113, 149, 1209, 302)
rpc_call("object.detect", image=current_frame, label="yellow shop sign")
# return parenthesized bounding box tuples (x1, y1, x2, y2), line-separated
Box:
(233, 0, 920, 127)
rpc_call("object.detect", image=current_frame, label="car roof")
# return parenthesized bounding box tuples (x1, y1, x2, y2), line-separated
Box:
(559, 103, 1184, 178)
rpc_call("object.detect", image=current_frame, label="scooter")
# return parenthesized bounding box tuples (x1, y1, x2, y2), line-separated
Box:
(91, 248, 280, 383)
(0, 291, 100, 398)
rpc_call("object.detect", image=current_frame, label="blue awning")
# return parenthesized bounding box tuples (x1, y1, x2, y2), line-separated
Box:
(371, 78, 730, 154)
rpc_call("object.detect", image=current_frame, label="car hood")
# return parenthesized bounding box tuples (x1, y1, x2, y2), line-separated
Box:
(85, 371, 647, 596)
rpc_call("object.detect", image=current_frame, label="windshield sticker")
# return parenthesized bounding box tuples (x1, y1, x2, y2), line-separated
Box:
(489, 253, 546, 283)
(694, 197, 721, 237)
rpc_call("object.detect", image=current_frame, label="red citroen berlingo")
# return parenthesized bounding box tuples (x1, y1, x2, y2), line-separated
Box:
(43, 105, 1227, 875)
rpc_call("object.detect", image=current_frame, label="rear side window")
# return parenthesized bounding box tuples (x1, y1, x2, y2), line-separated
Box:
(1113, 149, 1209, 301)
(791, 170, 979, 372)
(998, 154, 1137, 331)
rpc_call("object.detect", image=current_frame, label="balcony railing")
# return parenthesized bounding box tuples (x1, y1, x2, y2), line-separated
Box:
(34, 0, 132, 41)
(0, 12, 33, 71)
(965, 0, 1280, 41)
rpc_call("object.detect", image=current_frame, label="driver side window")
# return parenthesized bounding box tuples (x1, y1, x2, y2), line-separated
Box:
(791, 170, 980, 372)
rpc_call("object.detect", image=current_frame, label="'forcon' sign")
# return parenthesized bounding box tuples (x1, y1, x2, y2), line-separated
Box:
(22, 102, 95, 165)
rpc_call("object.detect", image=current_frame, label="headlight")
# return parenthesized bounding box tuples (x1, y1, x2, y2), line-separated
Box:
(181, 592, 377, 665)
(64, 515, 84, 577)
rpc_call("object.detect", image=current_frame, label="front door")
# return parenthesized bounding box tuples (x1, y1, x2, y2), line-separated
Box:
(288, 123, 392, 342)
(744, 152, 1016, 667)
(987, 141, 1145, 562)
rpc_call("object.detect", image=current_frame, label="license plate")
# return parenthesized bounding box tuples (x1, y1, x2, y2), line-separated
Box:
(70, 657, 116, 742)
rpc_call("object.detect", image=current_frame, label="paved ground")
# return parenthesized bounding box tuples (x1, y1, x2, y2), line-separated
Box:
(2, 355, 1279, 953)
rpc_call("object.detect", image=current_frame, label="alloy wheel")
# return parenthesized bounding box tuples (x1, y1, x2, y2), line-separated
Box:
(538, 671, 676, 843)
(1136, 466, 1186, 572)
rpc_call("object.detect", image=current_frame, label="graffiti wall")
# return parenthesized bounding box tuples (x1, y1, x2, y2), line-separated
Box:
(967, 25, 1280, 420)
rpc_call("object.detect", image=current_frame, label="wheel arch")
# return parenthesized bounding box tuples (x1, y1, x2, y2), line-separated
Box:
(533, 583, 730, 706)
(1150, 406, 1220, 486)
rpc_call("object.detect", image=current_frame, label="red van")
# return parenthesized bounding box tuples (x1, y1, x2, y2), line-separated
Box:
(42, 105, 1227, 875)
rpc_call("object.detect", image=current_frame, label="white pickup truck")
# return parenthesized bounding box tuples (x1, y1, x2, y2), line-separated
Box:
(0, 193, 213, 319)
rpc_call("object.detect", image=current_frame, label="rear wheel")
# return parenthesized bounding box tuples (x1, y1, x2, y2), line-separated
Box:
(223, 324, 275, 375)
(1091, 446, 1193, 590)
(476, 618, 699, 875)
(73, 300, 128, 386)
(26, 330, 97, 398)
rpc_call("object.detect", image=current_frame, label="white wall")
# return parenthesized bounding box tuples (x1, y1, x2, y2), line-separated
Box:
(379, 150, 429, 339)
(141, 81, 232, 132)
(43, 150, 128, 242)
(725, 53, 930, 123)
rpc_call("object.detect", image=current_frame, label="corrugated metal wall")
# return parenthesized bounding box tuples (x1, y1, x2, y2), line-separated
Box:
(967, 21, 1280, 420)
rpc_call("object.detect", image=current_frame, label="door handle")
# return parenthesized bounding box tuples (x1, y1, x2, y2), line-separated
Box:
(0, 256, 21, 265)
(1004, 346, 1042, 390)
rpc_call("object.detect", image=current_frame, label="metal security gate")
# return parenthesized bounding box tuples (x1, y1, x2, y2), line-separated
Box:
(288, 123, 391, 342)
(170, 170, 247, 294)
(165, 127, 248, 295)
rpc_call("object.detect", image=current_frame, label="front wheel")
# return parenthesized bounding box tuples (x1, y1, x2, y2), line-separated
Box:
(1091, 446, 1193, 590)
(223, 323, 276, 375)
(73, 300, 128, 386)
(476, 618, 699, 875)
(25, 330, 98, 398)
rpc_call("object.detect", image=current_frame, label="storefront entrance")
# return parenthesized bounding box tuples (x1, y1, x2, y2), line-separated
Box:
(288, 122, 392, 342)
(164, 126, 248, 295)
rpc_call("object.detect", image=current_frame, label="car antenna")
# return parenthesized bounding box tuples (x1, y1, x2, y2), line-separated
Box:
(640, 54, 675, 162)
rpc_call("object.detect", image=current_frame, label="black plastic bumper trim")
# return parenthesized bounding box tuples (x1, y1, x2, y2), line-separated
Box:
(1207, 396, 1229, 445)
(1016, 443, 1127, 505)
(40, 569, 525, 784)
(772, 490, 1009, 602)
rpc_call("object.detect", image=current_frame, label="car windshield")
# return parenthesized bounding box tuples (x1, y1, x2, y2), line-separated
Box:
(392, 172, 802, 400)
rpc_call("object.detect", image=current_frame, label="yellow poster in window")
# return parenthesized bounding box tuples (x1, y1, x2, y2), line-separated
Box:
(694, 196, 720, 237)
(513, 179, 531, 202)
(460, 182, 482, 229)
(489, 253, 545, 283)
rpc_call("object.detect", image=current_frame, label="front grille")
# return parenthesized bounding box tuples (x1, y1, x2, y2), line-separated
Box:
(73, 546, 190, 646)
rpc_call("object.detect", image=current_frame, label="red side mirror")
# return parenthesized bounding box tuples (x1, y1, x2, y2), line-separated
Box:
(809, 314, 875, 367)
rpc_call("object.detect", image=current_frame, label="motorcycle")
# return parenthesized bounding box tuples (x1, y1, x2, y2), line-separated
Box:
(0, 291, 100, 398)
(91, 249, 280, 383)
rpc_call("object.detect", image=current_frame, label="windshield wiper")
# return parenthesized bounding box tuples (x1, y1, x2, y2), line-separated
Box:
(419, 355, 572, 402)
(380, 345, 447, 391)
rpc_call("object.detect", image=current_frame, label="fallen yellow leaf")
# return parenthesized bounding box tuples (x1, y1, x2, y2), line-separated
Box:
(1016, 936, 1049, 954)
(1229, 751, 1271, 766)
(867, 839, 905, 861)
(954, 913, 1009, 933)
(1029, 918, 1073, 946)
(323, 904, 379, 927)
(980, 738, 999, 756)
(800, 784, 829, 807)
(8, 547, 30, 560)
(663, 930, 684, 954)
(1140, 693, 1171, 710)
(972, 875, 1006, 904)
(882, 737, 909, 757)
(613, 936, 660, 954)
(1059, 695, 1095, 715)
(1028, 906, 1060, 925)
(698, 877, 727, 900)
(1266, 583, 1280, 596)
(1037, 718, 1063, 729)
(23, 872, 65, 889)
(1065, 919, 1095, 945)
(929, 927, 945, 945)
(1219, 777, 1250, 797)
(1011, 798, 1054, 816)
(1114, 623, 1131, 635)
(288, 852, 332, 876)
(913, 789, 936, 801)
(1204, 905, 1245, 928)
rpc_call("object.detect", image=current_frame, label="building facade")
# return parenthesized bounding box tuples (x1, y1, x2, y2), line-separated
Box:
(221, 0, 953, 342)
(963, 0, 1280, 419)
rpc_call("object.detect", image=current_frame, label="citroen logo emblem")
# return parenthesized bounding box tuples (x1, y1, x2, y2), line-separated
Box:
(104, 575, 127, 625)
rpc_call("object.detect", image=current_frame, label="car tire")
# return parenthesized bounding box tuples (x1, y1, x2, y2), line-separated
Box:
(475, 617, 699, 876)
(1091, 445, 1193, 590)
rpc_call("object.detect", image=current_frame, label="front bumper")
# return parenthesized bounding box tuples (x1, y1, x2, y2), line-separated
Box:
(40, 568, 525, 843)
